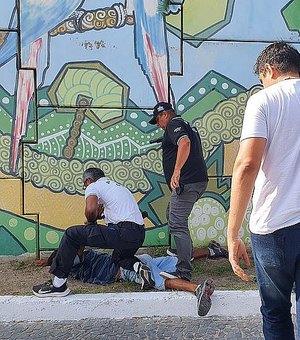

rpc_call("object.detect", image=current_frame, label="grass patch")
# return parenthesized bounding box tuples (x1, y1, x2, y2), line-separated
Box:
(193, 258, 233, 276)
(2, 245, 258, 295)
(138, 246, 169, 258)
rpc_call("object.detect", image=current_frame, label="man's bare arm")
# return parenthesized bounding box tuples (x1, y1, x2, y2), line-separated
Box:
(85, 195, 99, 223)
(227, 137, 266, 281)
(170, 136, 190, 190)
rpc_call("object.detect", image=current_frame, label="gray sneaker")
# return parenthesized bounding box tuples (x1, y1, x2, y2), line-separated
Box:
(194, 279, 215, 316)
(166, 248, 194, 261)
(137, 263, 155, 290)
(208, 240, 228, 259)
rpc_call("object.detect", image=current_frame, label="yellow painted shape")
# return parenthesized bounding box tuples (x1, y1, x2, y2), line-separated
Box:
(0, 179, 22, 214)
(150, 183, 171, 225)
(143, 217, 154, 228)
(0, 170, 16, 179)
(24, 183, 85, 230)
(223, 140, 239, 176)
(23, 183, 153, 230)
(167, 0, 228, 36)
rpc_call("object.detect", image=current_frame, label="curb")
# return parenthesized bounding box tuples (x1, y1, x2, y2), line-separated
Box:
(0, 290, 267, 322)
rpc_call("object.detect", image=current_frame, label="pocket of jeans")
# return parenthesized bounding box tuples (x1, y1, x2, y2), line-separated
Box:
(252, 232, 285, 268)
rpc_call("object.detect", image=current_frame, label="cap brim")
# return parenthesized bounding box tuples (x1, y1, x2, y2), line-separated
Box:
(149, 117, 157, 125)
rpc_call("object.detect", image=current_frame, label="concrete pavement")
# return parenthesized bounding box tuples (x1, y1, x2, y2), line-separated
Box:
(0, 316, 264, 339)
(0, 290, 296, 339)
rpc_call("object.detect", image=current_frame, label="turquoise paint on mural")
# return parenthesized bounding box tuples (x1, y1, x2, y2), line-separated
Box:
(0, 226, 26, 255)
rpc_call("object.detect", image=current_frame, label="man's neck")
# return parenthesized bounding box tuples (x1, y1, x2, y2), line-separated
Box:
(277, 73, 299, 83)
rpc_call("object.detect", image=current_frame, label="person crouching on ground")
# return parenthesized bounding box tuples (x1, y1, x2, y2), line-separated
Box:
(32, 167, 154, 297)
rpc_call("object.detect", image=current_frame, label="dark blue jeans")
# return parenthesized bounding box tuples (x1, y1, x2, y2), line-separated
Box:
(50, 222, 145, 278)
(251, 222, 300, 340)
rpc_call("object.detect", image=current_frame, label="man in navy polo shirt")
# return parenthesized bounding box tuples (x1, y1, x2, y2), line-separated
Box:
(149, 102, 208, 281)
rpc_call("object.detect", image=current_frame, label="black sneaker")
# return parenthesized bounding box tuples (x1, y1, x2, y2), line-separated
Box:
(159, 271, 190, 281)
(208, 240, 229, 259)
(32, 279, 70, 298)
(137, 263, 155, 290)
(194, 278, 215, 316)
(166, 248, 194, 261)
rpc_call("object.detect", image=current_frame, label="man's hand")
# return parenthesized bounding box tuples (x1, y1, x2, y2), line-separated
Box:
(228, 238, 250, 282)
(35, 259, 48, 267)
(170, 169, 180, 191)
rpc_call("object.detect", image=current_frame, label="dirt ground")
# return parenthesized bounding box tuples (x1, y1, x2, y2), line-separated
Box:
(0, 246, 257, 296)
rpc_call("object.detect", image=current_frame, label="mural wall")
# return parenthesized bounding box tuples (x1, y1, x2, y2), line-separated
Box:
(0, 0, 299, 256)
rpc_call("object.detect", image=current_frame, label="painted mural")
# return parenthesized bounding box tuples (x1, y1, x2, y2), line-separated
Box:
(0, 0, 299, 256)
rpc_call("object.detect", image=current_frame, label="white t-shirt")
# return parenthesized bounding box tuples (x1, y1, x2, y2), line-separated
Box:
(241, 79, 300, 234)
(85, 177, 144, 225)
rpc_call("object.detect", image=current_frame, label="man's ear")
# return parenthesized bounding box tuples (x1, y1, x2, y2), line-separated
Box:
(265, 63, 277, 79)
(264, 63, 271, 75)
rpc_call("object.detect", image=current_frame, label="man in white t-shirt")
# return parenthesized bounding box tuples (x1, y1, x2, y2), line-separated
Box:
(33, 167, 154, 297)
(227, 42, 300, 339)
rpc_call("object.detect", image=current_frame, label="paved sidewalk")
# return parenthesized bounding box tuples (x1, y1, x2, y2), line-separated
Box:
(0, 316, 264, 339)
(0, 291, 296, 339)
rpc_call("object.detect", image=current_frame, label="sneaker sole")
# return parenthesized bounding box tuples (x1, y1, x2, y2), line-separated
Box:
(159, 271, 179, 280)
(197, 292, 212, 316)
(166, 249, 177, 257)
(32, 288, 71, 298)
(166, 249, 194, 262)
(197, 279, 215, 316)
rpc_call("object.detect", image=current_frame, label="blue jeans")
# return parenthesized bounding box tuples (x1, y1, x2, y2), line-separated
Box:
(121, 254, 178, 290)
(251, 222, 300, 340)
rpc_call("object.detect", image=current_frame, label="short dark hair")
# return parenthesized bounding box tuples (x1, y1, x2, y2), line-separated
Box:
(83, 168, 105, 181)
(254, 41, 300, 75)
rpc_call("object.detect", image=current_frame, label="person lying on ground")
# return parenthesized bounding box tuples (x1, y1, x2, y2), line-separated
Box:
(166, 240, 228, 262)
(160, 240, 228, 280)
(36, 241, 228, 316)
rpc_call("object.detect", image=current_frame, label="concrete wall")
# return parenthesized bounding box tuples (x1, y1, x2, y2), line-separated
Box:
(0, 0, 299, 255)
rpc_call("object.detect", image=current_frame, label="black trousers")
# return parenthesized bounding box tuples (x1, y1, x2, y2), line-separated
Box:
(50, 222, 145, 278)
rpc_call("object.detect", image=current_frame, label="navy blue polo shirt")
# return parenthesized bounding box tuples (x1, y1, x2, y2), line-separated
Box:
(162, 116, 208, 188)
